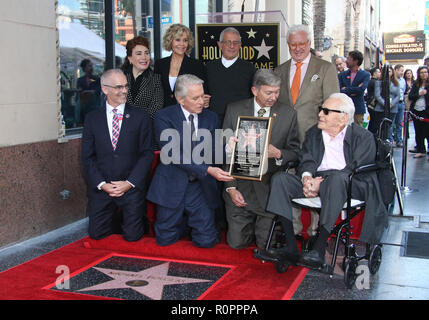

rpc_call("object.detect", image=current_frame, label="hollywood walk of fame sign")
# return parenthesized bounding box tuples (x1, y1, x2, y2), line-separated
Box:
(196, 23, 279, 69)
(48, 255, 232, 300)
(229, 116, 273, 181)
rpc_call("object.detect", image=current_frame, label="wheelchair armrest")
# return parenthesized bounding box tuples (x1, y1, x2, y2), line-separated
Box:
(352, 163, 378, 175)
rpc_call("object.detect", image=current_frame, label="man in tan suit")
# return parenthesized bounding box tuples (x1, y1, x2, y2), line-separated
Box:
(274, 24, 339, 237)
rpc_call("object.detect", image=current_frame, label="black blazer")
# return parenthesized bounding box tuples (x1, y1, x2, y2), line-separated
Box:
(81, 103, 154, 192)
(408, 83, 429, 115)
(154, 54, 207, 107)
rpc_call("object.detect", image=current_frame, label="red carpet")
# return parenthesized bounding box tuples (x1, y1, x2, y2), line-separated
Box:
(0, 235, 308, 300)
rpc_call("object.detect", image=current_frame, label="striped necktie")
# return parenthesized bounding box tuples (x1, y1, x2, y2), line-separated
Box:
(111, 108, 120, 150)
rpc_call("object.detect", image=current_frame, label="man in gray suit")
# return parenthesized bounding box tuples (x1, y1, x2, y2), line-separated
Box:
(222, 69, 300, 249)
(275, 24, 339, 238)
(260, 93, 388, 268)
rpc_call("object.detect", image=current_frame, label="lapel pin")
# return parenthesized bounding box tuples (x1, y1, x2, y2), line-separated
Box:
(125, 114, 130, 119)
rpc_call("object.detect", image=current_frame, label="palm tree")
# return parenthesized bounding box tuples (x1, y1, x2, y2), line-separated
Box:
(313, 0, 326, 52)
(344, 0, 352, 56)
(353, 0, 362, 51)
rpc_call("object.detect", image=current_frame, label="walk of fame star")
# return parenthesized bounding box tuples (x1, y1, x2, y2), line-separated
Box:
(253, 39, 274, 59)
(77, 262, 212, 300)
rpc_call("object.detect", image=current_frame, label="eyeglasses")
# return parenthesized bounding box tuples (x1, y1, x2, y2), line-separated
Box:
(221, 40, 241, 47)
(318, 106, 346, 115)
(103, 84, 129, 90)
(288, 41, 309, 50)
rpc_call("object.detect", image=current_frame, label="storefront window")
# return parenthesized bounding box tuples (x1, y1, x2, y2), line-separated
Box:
(57, 0, 152, 135)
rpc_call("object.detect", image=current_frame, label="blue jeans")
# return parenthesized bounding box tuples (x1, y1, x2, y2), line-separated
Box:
(392, 102, 405, 143)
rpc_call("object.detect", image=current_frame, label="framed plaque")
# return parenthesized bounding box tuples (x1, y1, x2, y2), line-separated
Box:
(229, 116, 273, 181)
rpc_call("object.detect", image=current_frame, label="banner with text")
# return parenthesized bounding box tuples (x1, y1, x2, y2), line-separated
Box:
(196, 23, 280, 70)
(383, 31, 425, 60)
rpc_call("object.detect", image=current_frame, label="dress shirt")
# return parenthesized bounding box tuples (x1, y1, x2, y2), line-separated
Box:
(350, 68, 359, 85)
(222, 56, 238, 68)
(97, 102, 134, 190)
(106, 102, 125, 141)
(302, 125, 348, 179)
(181, 105, 198, 135)
(289, 53, 311, 89)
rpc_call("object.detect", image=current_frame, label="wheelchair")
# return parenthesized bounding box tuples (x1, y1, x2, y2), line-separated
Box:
(254, 135, 397, 289)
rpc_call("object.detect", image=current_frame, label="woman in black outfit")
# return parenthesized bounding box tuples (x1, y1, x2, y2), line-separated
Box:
(122, 36, 164, 120)
(408, 66, 429, 160)
(154, 23, 209, 108)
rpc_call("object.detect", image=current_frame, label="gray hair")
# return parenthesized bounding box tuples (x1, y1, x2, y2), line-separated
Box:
(174, 74, 204, 99)
(219, 27, 241, 42)
(328, 93, 355, 125)
(252, 69, 281, 88)
(100, 68, 125, 85)
(335, 56, 346, 63)
(287, 24, 311, 43)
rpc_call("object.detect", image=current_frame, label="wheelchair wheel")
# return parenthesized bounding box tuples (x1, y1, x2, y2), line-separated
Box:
(274, 261, 290, 273)
(368, 245, 382, 275)
(344, 258, 358, 289)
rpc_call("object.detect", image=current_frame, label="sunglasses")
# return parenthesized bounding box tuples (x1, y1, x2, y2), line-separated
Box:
(318, 106, 346, 115)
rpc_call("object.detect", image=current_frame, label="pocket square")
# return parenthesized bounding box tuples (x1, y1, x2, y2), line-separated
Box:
(311, 74, 320, 82)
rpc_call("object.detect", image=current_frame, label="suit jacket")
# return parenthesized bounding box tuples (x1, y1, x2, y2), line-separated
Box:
(297, 123, 388, 244)
(81, 103, 154, 194)
(275, 55, 339, 144)
(124, 68, 164, 119)
(154, 55, 207, 107)
(338, 69, 370, 115)
(222, 98, 300, 208)
(146, 104, 220, 209)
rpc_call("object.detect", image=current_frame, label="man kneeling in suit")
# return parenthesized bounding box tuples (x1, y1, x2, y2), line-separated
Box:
(81, 69, 154, 241)
(261, 93, 388, 268)
(222, 69, 300, 249)
(147, 74, 234, 248)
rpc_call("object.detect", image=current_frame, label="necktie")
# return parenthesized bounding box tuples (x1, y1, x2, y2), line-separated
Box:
(291, 62, 303, 106)
(188, 114, 197, 182)
(257, 108, 266, 117)
(111, 108, 120, 150)
(188, 114, 196, 140)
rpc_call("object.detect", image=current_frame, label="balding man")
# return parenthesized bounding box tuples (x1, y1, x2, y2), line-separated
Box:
(260, 93, 388, 268)
(82, 69, 154, 242)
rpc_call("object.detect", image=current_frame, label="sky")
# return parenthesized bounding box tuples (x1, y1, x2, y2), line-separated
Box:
(380, 0, 426, 32)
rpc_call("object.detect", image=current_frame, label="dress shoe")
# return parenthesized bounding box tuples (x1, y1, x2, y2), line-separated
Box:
(258, 247, 300, 265)
(299, 250, 325, 269)
(409, 149, 418, 153)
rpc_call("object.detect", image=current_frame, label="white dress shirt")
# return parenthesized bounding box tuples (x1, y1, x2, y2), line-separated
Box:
(222, 56, 238, 68)
(289, 53, 311, 89)
(106, 102, 125, 141)
(180, 105, 198, 135)
(97, 102, 133, 190)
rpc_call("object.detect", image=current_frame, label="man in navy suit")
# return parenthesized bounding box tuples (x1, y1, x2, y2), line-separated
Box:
(147, 74, 234, 248)
(338, 50, 370, 127)
(81, 69, 154, 242)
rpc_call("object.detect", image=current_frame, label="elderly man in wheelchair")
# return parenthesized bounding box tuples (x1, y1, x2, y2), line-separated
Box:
(257, 93, 389, 271)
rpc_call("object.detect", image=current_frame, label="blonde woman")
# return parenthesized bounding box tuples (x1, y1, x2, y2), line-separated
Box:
(154, 23, 210, 108)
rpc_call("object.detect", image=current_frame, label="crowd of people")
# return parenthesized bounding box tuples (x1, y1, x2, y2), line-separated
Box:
(80, 23, 429, 270)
